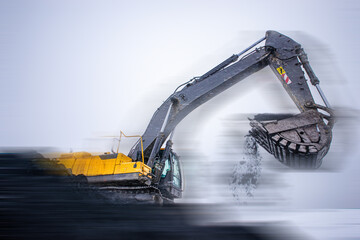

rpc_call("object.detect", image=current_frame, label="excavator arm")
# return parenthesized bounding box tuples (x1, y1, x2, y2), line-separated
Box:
(129, 31, 333, 171)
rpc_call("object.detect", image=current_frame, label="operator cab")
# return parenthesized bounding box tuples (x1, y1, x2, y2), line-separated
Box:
(156, 149, 182, 200)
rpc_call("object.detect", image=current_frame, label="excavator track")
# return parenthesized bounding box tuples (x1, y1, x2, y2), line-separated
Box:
(96, 185, 172, 204)
(249, 109, 333, 169)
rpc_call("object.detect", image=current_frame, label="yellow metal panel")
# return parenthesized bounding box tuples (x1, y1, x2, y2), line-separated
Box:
(73, 152, 92, 158)
(59, 153, 74, 158)
(58, 152, 92, 175)
(142, 164, 151, 175)
(114, 162, 130, 174)
(71, 158, 91, 175)
(57, 158, 76, 170)
(114, 162, 136, 174)
(54, 151, 152, 178)
(116, 153, 132, 164)
(114, 162, 150, 175)
(102, 157, 117, 175)
(86, 156, 104, 176)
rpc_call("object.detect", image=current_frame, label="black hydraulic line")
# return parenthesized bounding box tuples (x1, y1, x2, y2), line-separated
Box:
(315, 85, 331, 108)
(298, 49, 319, 85)
(197, 36, 266, 82)
(197, 54, 239, 82)
(236, 36, 266, 56)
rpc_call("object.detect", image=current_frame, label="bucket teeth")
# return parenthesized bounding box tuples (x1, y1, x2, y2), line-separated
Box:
(289, 143, 296, 151)
(249, 110, 332, 169)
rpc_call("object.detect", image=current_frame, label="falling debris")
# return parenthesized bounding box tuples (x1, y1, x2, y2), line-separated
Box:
(230, 135, 262, 203)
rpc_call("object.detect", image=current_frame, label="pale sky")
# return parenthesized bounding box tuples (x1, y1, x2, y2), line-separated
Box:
(1, 0, 359, 149)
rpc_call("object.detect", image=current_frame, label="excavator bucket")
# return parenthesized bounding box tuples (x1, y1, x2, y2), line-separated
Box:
(249, 109, 333, 169)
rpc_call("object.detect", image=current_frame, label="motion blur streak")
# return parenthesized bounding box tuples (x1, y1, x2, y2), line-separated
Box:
(0, 152, 307, 240)
(175, 110, 360, 240)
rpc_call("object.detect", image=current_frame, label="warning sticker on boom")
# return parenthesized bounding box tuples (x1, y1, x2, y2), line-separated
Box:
(277, 66, 292, 84)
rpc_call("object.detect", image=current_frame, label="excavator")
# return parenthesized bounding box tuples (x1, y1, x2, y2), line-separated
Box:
(46, 31, 334, 203)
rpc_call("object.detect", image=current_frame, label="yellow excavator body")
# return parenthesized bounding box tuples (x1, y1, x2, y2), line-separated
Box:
(56, 152, 152, 185)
